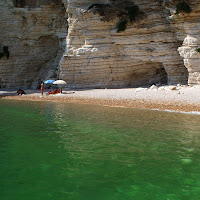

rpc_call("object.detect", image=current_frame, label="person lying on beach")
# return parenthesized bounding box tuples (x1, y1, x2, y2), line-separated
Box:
(17, 89, 25, 95)
(48, 89, 60, 95)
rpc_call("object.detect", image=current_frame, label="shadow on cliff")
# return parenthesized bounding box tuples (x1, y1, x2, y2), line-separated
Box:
(0, 88, 38, 98)
(0, 89, 18, 98)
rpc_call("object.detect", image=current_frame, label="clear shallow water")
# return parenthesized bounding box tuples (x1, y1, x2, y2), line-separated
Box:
(1, 100, 200, 200)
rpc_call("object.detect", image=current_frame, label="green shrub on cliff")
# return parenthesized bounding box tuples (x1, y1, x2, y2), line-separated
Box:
(88, 0, 143, 33)
(176, 1, 191, 14)
(195, 48, 200, 53)
(117, 19, 128, 32)
(127, 5, 140, 23)
(88, 4, 113, 21)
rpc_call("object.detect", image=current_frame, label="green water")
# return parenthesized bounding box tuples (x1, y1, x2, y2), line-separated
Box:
(1, 100, 200, 200)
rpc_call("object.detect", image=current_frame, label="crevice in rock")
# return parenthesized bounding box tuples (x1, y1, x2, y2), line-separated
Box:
(0, 46, 10, 60)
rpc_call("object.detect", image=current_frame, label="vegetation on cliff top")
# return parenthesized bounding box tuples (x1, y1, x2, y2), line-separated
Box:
(88, 0, 143, 33)
(176, 1, 192, 14)
(88, 0, 192, 32)
(195, 48, 200, 53)
(14, 0, 62, 8)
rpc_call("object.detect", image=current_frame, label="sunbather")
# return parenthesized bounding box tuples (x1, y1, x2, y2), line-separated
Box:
(17, 89, 25, 95)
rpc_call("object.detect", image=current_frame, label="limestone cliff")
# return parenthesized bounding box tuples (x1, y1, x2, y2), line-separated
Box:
(0, 0, 67, 88)
(0, 0, 199, 89)
(60, 0, 200, 88)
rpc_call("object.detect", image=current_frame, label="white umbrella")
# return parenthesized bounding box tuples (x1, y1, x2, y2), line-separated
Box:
(53, 80, 67, 85)
(53, 80, 67, 93)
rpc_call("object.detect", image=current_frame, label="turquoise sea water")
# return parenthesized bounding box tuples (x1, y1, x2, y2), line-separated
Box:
(1, 99, 200, 200)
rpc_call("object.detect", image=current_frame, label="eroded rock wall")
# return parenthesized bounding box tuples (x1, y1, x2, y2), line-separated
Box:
(59, 0, 199, 88)
(178, 36, 200, 85)
(0, 0, 67, 88)
(169, 0, 200, 85)
(0, 0, 199, 89)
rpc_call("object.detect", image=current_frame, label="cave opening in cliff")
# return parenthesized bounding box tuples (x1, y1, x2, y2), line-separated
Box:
(129, 63, 168, 87)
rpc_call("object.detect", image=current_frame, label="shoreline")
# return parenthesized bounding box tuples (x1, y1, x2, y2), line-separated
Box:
(1, 86, 200, 113)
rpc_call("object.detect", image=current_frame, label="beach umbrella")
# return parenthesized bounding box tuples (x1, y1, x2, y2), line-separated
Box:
(53, 80, 67, 93)
(44, 80, 55, 84)
(53, 80, 67, 85)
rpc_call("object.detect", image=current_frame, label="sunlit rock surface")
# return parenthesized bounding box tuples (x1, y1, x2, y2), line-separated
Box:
(59, 0, 199, 88)
(0, 0, 199, 89)
(0, 0, 67, 88)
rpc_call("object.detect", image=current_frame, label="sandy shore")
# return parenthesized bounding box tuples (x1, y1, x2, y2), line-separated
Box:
(1, 85, 200, 113)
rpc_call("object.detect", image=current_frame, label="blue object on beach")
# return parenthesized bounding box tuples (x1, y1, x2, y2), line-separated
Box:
(44, 80, 55, 84)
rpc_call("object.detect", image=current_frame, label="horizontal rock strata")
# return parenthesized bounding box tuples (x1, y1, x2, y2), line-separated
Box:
(59, 0, 199, 88)
(0, 0, 67, 88)
(0, 0, 199, 89)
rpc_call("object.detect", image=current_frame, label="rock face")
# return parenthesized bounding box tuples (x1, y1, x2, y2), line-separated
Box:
(59, 0, 199, 88)
(0, 0, 199, 89)
(178, 36, 200, 85)
(0, 0, 67, 88)
(173, 0, 200, 86)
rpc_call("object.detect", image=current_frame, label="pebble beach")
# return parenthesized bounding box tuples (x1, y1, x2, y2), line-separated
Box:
(1, 85, 200, 113)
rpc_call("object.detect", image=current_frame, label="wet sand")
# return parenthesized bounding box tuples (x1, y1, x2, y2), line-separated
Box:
(1, 85, 200, 113)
